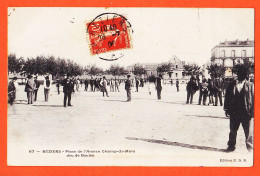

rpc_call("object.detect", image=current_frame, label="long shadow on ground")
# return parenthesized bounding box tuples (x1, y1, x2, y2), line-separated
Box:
(159, 101, 187, 105)
(12, 102, 28, 105)
(185, 115, 229, 120)
(31, 105, 64, 107)
(13, 100, 27, 104)
(97, 99, 126, 102)
(125, 137, 226, 153)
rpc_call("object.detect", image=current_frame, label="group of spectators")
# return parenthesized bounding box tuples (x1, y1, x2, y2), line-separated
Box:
(7, 64, 254, 153)
(82, 77, 122, 92)
(186, 76, 231, 106)
(61, 75, 125, 107)
(8, 75, 50, 105)
(185, 66, 254, 153)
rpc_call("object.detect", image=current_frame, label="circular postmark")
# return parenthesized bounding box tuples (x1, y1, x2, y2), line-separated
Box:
(86, 13, 133, 61)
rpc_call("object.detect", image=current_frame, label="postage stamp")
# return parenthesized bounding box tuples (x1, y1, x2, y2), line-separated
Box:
(86, 13, 133, 60)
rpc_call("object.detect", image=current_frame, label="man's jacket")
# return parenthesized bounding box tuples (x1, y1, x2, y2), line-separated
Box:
(224, 80, 254, 118)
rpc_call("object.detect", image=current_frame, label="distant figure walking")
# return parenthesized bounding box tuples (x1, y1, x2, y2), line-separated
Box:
(140, 78, 144, 87)
(125, 75, 132, 102)
(80, 80, 83, 87)
(102, 76, 109, 97)
(207, 78, 215, 105)
(147, 81, 151, 95)
(13, 77, 19, 101)
(115, 78, 120, 92)
(155, 74, 162, 100)
(110, 78, 114, 92)
(90, 77, 94, 91)
(44, 76, 51, 102)
(56, 79, 60, 94)
(94, 78, 99, 92)
(84, 78, 89, 91)
(76, 78, 80, 92)
(176, 78, 179, 92)
(135, 78, 139, 92)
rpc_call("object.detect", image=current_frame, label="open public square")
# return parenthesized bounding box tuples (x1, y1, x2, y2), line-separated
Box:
(8, 82, 253, 166)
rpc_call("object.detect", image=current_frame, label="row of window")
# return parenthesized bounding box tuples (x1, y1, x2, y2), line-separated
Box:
(148, 71, 186, 78)
(221, 50, 249, 57)
(214, 58, 253, 67)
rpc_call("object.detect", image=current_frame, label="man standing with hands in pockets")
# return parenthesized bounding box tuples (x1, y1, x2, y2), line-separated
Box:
(224, 65, 254, 152)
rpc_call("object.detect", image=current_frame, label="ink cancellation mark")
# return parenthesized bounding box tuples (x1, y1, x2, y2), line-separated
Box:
(86, 13, 133, 61)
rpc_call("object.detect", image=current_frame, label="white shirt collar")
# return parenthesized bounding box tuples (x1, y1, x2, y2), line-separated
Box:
(236, 80, 245, 92)
(236, 80, 245, 85)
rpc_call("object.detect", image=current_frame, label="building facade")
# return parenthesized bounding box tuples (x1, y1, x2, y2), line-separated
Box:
(166, 55, 186, 80)
(126, 55, 186, 81)
(211, 39, 254, 77)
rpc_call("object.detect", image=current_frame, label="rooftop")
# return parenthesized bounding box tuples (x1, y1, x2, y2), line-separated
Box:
(212, 39, 254, 50)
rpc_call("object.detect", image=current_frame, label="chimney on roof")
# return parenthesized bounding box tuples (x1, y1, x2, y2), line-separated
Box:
(225, 39, 228, 45)
(246, 38, 250, 44)
(236, 39, 239, 45)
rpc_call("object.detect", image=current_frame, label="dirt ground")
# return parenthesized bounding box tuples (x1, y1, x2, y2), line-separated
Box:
(7, 83, 253, 166)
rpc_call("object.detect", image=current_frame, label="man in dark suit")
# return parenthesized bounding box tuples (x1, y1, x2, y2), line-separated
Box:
(62, 75, 74, 107)
(135, 78, 139, 92)
(155, 74, 163, 100)
(186, 77, 197, 104)
(8, 77, 17, 105)
(125, 75, 132, 102)
(90, 77, 94, 91)
(34, 76, 40, 101)
(207, 78, 215, 105)
(176, 79, 179, 92)
(213, 78, 223, 106)
(140, 78, 144, 87)
(198, 78, 208, 105)
(224, 65, 254, 152)
(84, 78, 89, 91)
(26, 75, 36, 104)
(56, 79, 60, 94)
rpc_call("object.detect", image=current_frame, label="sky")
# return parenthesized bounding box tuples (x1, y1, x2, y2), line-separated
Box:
(8, 8, 254, 69)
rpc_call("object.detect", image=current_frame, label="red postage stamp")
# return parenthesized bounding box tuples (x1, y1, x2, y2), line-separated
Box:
(86, 13, 132, 57)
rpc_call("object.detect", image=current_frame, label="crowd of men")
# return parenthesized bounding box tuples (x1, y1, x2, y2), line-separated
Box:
(8, 75, 51, 105)
(8, 65, 254, 153)
(8, 74, 165, 106)
(82, 77, 122, 93)
(186, 76, 227, 106)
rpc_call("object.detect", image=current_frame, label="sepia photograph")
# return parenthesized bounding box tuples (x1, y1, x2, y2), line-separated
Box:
(7, 7, 254, 166)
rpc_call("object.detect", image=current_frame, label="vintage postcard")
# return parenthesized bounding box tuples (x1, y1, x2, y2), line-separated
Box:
(7, 7, 254, 166)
